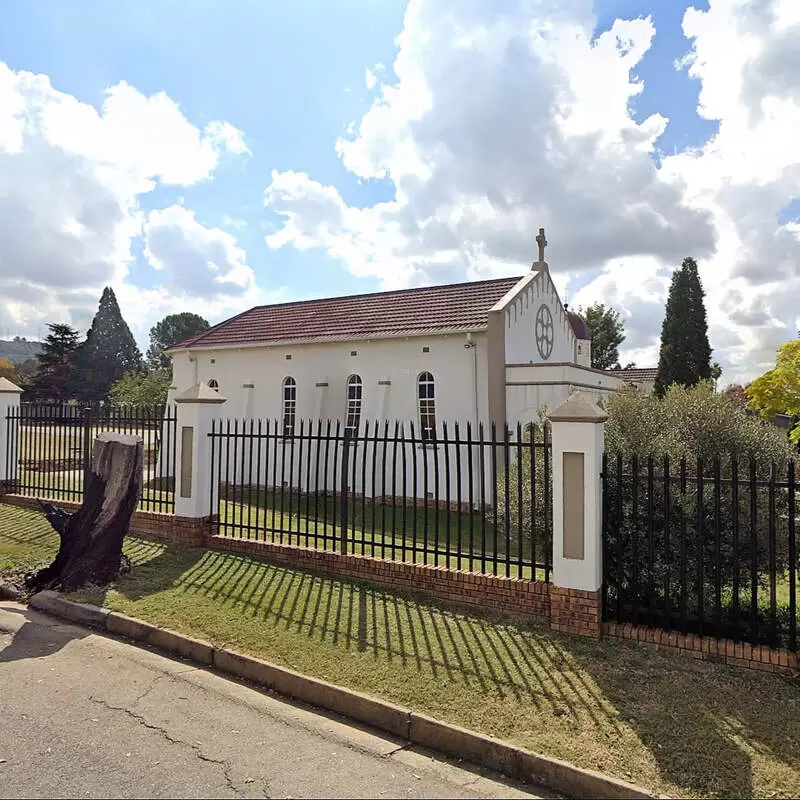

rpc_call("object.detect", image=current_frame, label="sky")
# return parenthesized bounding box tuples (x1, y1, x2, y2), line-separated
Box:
(0, 0, 798, 386)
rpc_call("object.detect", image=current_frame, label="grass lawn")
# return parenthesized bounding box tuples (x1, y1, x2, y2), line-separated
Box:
(2, 503, 799, 798)
(216, 486, 550, 580)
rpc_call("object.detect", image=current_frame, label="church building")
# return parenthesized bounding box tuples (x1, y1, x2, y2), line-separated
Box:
(167, 230, 622, 435)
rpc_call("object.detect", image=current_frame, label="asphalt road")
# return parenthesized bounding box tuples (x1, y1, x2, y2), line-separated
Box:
(0, 603, 551, 799)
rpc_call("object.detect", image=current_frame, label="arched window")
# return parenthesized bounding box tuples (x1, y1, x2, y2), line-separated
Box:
(282, 377, 296, 436)
(345, 375, 362, 437)
(207, 379, 219, 391)
(417, 371, 436, 442)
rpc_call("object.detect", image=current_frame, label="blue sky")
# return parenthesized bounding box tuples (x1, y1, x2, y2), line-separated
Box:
(0, 0, 405, 303)
(1, 0, 797, 381)
(0, 0, 717, 305)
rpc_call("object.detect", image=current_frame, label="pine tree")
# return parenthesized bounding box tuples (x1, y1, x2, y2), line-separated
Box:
(654, 257, 712, 396)
(147, 312, 210, 370)
(30, 323, 81, 401)
(78, 287, 142, 402)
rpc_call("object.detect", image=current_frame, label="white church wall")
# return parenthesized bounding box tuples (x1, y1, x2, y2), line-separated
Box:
(505, 363, 621, 428)
(575, 338, 592, 368)
(502, 271, 576, 365)
(170, 332, 493, 502)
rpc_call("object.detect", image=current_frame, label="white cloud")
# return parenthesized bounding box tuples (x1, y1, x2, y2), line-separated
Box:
(0, 60, 252, 345)
(365, 68, 378, 90)
(264, 0, 800, 383)
(144, 205, 256, 298)
(265, 0, 713, 285)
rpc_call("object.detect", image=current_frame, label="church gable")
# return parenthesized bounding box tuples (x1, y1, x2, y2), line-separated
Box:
(499, 269, 576, 364)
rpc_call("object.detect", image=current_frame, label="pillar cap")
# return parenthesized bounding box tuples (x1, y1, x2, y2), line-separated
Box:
(174, 382, 227, 404)
(548, 391, 608, 423)
(0, 377, 23, 394)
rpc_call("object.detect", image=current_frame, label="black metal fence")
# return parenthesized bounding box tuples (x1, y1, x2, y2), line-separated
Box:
(3, 403, 177, 513)
(209, 419, 552, 580)
(602, 453, 798, 651)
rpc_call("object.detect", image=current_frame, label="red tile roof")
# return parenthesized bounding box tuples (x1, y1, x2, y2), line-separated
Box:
(174, 276, 524, 350)
(609, 367, 658, 382)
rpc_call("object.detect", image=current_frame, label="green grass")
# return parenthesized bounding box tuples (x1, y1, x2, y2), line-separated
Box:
(2, 503, 799, 799)
(216, 486, 548, 579)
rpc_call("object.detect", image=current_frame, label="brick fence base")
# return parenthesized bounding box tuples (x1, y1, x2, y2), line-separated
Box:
(604, 621, 798, 677)
(0, 494, 208, 546)
(208, 534, 568, 628)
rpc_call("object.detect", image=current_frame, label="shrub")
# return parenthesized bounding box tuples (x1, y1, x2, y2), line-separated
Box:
(495, 413, 553, 571)
(603, 383, 796, 645)
(605, 380, 792, 463)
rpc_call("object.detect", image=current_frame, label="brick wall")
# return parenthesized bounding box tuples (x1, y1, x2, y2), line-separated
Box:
(207, 535, 554, 626)
(604, 621, 798, 677)
(0, 494, 208, 547)
(550, 586, 601, 638)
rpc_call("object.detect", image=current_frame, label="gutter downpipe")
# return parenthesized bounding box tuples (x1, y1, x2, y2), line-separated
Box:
(465, 332, 479, 432)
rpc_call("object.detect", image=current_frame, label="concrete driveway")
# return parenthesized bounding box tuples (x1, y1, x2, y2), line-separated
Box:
(0, 602, 551, 799)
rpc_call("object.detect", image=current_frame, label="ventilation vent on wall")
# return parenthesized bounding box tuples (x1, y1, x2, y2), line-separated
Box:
(350, 350, 358, 357)
(422, 346, 430, 353)
(285, 354, 292, 360)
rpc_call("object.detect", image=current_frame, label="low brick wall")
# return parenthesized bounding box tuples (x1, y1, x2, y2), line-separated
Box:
(208, 535, 554, 626)
(604, 621, 798, 676)
(0, 494, 208, 547)
(550, 586, 601, 639)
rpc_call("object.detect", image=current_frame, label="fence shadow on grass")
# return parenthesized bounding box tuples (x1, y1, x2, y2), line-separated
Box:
(174, 550, 621, 723)
(68, 537, 800, 799)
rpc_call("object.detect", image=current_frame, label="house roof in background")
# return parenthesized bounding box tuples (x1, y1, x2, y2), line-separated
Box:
(172, 276, 525, 350)
(610, 367, 658, 382)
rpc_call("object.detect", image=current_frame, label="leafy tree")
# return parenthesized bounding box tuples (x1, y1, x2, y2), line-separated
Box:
(147, 312, 210, 370)
(723, 383, 750, 408)
(30, 323, 81, 401)
(108, 369, 171, 408)
(746, 339, 800, 444)
(78, 287, 142, 402)
(653, 257, 712, 396)
(583, 303, 625, 370)
(0, 358, 16, 381)
(710, 361, 722, 388)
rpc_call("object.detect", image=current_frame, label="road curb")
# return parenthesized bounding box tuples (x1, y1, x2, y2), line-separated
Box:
(25, 591, 655, 800)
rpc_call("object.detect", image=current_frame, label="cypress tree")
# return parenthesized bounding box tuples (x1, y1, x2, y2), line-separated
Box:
(654, 257, 712, 396)
(78, 287, 143, 402)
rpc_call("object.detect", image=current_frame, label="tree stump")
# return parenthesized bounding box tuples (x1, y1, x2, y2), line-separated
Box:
(26, 433, 143, 593)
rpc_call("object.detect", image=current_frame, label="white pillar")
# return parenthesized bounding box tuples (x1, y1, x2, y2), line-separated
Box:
(174, 382, 227, 518)
(548, 391, 607, 592)
(0, 377, 23, 488)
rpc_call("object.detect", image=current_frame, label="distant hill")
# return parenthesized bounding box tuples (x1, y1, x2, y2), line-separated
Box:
(0, 339, 41, 364)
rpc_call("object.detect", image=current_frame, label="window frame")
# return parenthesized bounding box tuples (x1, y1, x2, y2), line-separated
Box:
(345, 374, 363, 439)
(282, 376, 297, 437)
(417, 371, 436, 443)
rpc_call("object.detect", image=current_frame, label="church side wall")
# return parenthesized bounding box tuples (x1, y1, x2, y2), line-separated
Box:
(170, 334, 500, 502)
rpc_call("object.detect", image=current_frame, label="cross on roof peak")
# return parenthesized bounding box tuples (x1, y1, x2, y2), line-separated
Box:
(535, 227, 548, 265)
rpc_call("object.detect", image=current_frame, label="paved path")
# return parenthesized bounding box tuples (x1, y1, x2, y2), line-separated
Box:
(0, 603, 551, 799)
